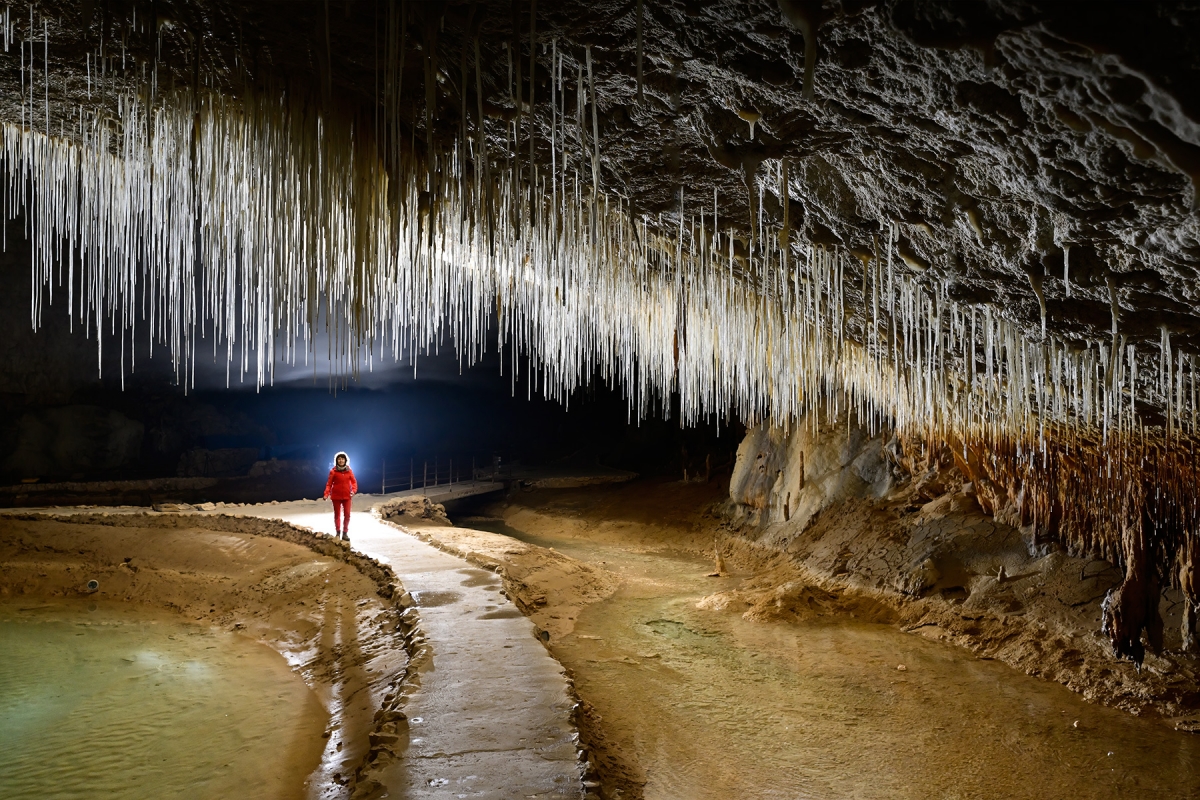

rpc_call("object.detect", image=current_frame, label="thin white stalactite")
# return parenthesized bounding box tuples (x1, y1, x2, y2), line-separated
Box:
(0, 74, 1185, 455)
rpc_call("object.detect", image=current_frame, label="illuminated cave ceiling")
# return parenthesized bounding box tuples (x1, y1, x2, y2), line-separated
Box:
(5, 0, 1200, 400)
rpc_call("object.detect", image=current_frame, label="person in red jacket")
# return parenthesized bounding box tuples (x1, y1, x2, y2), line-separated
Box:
(324, 451, 358, 541)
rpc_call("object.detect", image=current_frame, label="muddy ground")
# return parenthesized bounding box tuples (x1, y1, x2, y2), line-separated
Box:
(6, 478, 1200, 799)
(404, 477, 1200, 799)
(0, 512, 412, 799)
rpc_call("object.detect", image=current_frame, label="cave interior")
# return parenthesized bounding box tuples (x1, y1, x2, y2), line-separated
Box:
(3, 1, 1200, 798)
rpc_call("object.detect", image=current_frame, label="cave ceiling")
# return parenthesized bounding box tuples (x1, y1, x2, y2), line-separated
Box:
(5, 0, 1200, 384)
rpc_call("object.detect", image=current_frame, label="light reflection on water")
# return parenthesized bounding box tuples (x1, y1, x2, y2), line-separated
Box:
(470, 517, 1200, 800)
(0, 604, 327, 800)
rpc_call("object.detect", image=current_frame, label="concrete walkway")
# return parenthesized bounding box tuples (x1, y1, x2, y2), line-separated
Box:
(375, 480, 506, 505)
(237, 495, 584, 799)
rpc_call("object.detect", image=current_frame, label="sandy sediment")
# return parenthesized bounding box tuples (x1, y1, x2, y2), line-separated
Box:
(390, 516, 619, 641)
(0, 511, 420, 799)
(715, 496, 1200, 726)
(386, 478, 1200, 797)
(461, 480, 1200, 727)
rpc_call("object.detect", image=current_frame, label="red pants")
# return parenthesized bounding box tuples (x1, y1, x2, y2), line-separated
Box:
(332, 497, 351, 532)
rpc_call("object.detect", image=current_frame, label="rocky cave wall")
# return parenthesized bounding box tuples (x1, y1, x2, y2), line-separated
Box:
(728, 414, 1200, 662)
(728, 407, 893, 528)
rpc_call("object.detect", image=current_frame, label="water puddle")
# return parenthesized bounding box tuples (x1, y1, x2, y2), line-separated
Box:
(470, 516, 1200, 799)
(413, 590, 463, 607)
(459, 568, 503, 588)
(0, 602, 327, 800)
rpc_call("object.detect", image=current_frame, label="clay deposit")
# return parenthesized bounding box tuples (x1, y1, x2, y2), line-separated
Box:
(0, 512, 416, 799)
(414, 473, 1200, 798)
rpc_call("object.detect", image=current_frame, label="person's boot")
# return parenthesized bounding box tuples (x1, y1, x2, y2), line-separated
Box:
(342, 531, 350, 542)
(335, 529, 342, 539)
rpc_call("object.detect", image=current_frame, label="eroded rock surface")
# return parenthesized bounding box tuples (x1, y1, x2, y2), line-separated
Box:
(723, 417, 1200, 721)
(729, 410, 894, 527)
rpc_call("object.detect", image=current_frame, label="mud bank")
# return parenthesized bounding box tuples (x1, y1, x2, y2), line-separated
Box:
(431, 479, 1200, 798)
(724, 414, 1200, 726)
(387, 514, 619, 642)
(717, 496, 1200, 724)
(490, 479, 1200, 723)
(0, 512, 417, 799)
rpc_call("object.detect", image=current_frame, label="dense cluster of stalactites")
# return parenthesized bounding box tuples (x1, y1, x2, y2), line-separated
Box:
(3, 5, 1200, 658)
(8, 83, 1200, 445)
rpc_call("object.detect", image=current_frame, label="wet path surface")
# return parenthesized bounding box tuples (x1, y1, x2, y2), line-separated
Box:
(241, 497, 582, 799)
(472, 517, 1200, 800)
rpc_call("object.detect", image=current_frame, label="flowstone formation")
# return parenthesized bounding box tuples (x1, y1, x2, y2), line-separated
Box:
(3, 0, 1200, 661)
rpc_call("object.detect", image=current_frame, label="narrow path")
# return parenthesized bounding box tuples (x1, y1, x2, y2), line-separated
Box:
(373, 480, 506, 505)
(236, 495, 583, 799)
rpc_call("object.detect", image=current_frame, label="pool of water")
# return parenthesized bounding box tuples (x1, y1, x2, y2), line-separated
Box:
(469, 517, 1200, 800)
(0, 603, 328, 800)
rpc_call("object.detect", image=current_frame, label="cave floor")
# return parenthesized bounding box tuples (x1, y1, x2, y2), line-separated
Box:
(491, 516, 1200, 799)
(8, 486, 1200, 799)
(236, 497, 583, 799)
(429, 481, 1200, 800)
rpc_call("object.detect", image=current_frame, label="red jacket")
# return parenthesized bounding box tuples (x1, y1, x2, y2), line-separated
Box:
(325, 467, 358, 500)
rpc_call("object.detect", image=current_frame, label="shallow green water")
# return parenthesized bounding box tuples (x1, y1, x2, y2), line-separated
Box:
(470, 516, 1200, 800)
(0, 604, 327, 800)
